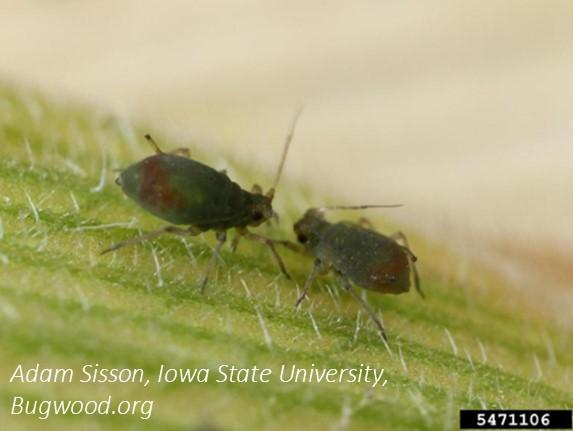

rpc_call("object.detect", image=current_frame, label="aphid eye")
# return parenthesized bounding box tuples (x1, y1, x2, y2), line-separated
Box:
(252, 211, 264, 222)
(297, 234, 308, 244)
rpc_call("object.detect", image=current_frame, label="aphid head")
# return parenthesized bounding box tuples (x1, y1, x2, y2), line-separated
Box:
(246, 194, 274, 227)
(293, 208, 328, 248)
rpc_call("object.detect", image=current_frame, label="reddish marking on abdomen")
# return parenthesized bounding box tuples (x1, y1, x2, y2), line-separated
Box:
(139, 157, 187, 211)
(367, 250, 409, 293)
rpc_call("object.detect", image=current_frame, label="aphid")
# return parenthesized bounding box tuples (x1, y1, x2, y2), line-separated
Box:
(102, 111, 302, 290)
(288, 205, 424, 341)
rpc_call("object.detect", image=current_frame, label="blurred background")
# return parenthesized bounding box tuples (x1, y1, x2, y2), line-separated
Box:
(1, 0, 572, 318)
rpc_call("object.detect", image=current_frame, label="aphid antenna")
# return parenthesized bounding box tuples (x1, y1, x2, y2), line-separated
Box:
(266, 106, 304, 201)
(144, 134, 164, 154)
(314, 204, 403, 212)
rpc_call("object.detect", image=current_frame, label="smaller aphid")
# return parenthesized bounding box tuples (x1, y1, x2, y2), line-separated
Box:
(289, 205, 424, 342)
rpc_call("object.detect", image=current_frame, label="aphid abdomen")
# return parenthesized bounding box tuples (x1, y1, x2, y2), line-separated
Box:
(318, 223, 411, 294)
(365, 251, 410, 294)
(119, 154, 242, 226)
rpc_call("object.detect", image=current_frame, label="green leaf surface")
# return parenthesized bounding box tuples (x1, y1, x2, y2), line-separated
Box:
(0, 84, 571, 430)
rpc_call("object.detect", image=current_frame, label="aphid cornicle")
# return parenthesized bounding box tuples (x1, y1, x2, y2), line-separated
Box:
(102, 111, 302, 290)
(288, 205, 424, 342)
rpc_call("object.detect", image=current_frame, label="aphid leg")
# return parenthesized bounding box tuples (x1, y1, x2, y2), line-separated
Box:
(144, 134, 164, 154)
(237, 228, 291, 279)
(295, 258, 324, 306)
(101, 225, 198, 255)
(229, 184, 265, 253)
(230, 233, 241, 253)
(230, 226, 289, 256)
(144, 133, 189, 157)
(357, 217, 375, 229)
(339, 276, 388, 342)
(390, 231, 424, 299)
(276, 239, 308, 255)
(390, 231, 416, 260)
(200, 231, 227, 293)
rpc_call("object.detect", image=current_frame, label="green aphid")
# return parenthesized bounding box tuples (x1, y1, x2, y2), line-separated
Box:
(102, 111, 302, 290)
(286, 205, 424, 343)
